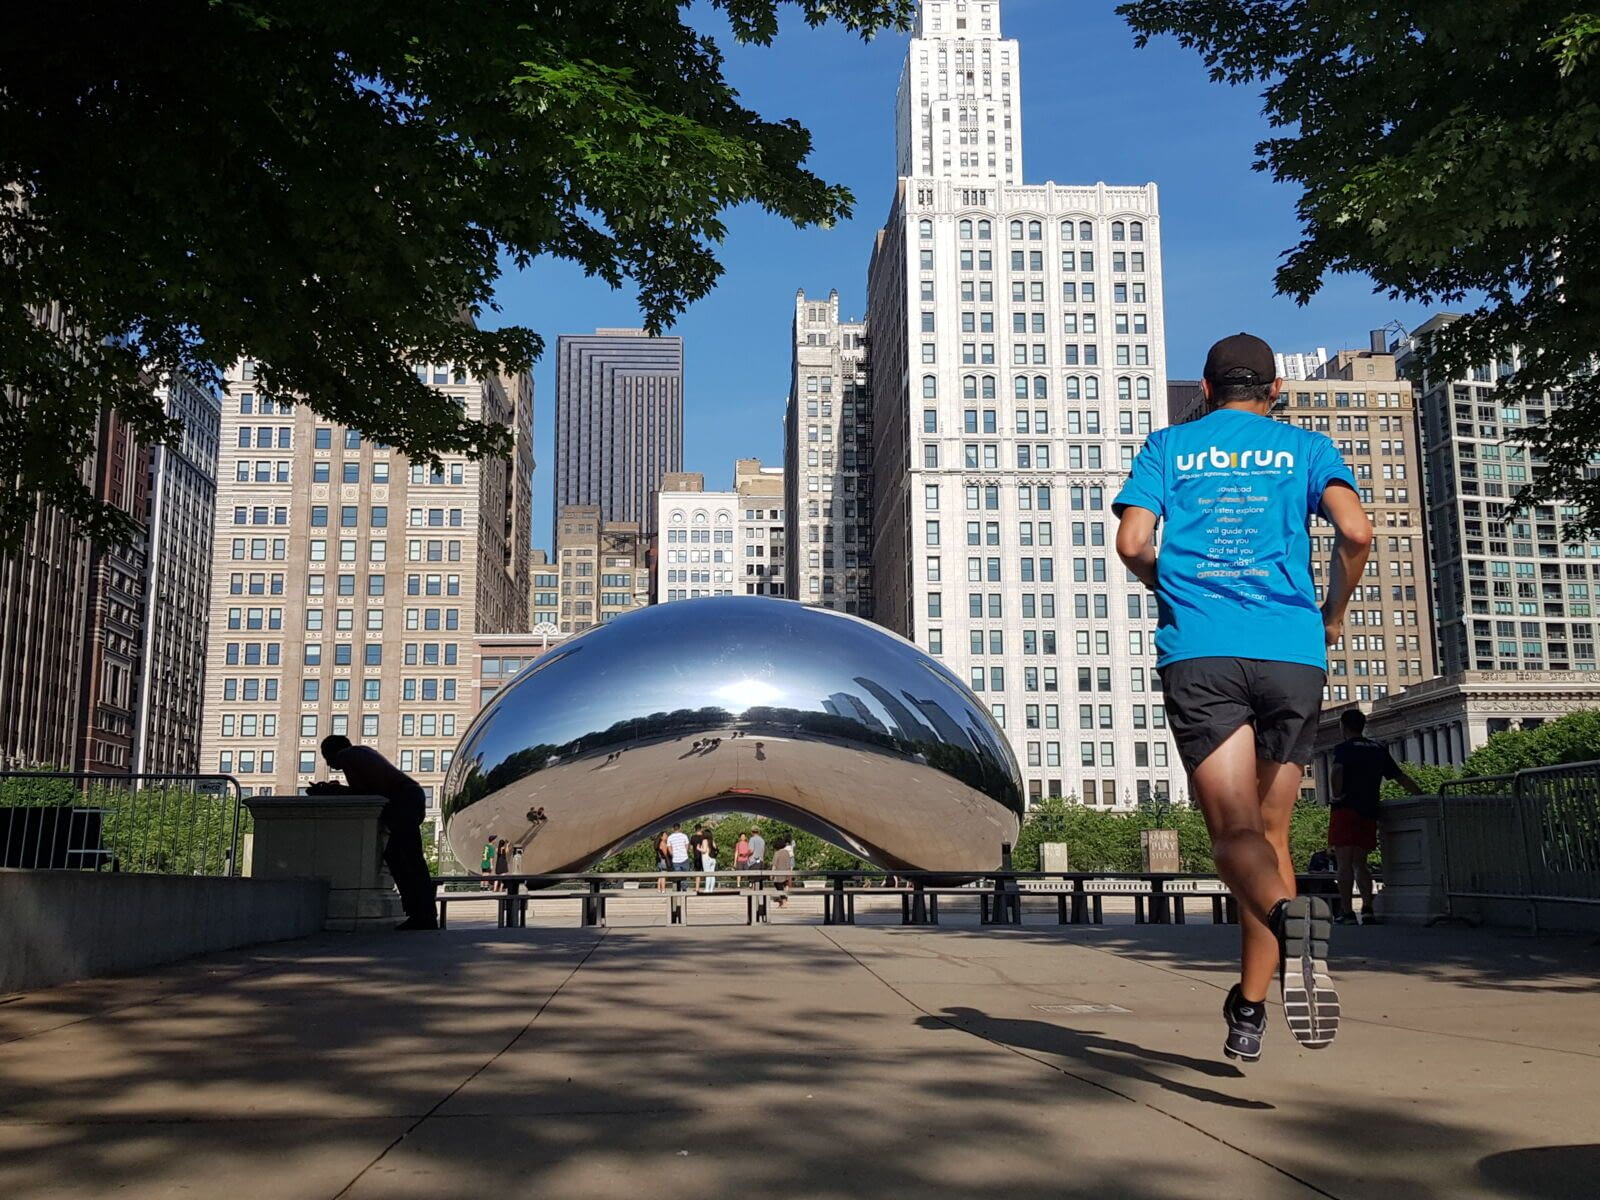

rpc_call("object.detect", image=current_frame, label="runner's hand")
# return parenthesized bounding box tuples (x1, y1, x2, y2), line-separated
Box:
(1323, 616, 1344, 647)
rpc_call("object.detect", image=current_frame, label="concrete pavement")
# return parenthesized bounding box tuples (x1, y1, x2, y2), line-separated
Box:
(0, 920, 1595, 1198)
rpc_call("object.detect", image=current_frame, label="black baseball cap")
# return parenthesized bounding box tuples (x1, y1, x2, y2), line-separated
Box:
(1203, 333, 1277, 386)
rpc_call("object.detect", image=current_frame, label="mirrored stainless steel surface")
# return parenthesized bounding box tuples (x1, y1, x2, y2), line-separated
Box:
(444, 597, 1023, 875)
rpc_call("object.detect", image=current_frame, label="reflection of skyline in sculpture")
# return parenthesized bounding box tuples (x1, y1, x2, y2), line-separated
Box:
(822, 692, 889, 737)
(442, 597, 1023, 877)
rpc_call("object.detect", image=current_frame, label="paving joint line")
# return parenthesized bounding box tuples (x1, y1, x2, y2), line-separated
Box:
(328, 929, 610, 1200)
(0, 1103, 734, 1128)
(812, 927, 1342, 1200)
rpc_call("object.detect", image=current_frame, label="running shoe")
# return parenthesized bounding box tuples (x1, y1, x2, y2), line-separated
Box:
(1222, 984, 1267, 1063)
(1272, 896, 1339, 1050)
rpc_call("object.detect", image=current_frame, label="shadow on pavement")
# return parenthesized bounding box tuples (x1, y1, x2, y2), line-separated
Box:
(0, 924, 1593, 1198)
(913, 1004, 1267, 1110)
(879, 920, 1600, 996)
(1477, 1145, 1600, 1198)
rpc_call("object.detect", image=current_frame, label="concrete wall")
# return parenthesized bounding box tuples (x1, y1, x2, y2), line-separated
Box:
(0, 870, 327, 995)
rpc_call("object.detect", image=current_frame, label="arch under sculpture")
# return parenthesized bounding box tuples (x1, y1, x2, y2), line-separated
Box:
(443, 597, 1024, 876)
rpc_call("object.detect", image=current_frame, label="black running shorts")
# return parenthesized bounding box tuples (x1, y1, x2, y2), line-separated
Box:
(1158, 657, 1326, 774)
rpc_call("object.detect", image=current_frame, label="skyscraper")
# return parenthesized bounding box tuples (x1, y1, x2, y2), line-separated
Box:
(0, 323, 218, 776)
(786, 290, 873, 613)
(529, 549, 559, 630)
(134, 375, 221, 775)
(1275, 347, 1331, 382)
(894, 0, 1024, 186)
(552, 505, 649, 633)
(735, 458, 787, 597)
(0, 302, 95, 770)
(200, 354, 531, 816)
(1399, 313, 1600, 675)
(866, 0, 1172, 808)
(554, 329, 683, 542)
(658, 460, 787, 601)
(78, 408, 150, 774)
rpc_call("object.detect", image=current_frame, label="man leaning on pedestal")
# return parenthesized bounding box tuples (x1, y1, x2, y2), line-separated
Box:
(1330, 708, 1423, 926)
(313, 735, 439, 930)
(1114, 332, 1373, 1063)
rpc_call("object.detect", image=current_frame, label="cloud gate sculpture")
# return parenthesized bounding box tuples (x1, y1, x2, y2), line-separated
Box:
(443, 597, 1024, 876)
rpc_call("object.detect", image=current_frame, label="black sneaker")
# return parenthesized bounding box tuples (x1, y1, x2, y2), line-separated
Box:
(1222, 984, 1267, 1062)
(394, 917, 439, 931)
(1271, 897, 1339, 1049)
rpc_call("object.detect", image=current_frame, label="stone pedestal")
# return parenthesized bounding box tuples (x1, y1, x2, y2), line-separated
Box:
(1040, 843, 1070, 874)
(1378, 796, 1448, 925)
(243, 794, 406, 931)
(1141, 829, 1180, 874)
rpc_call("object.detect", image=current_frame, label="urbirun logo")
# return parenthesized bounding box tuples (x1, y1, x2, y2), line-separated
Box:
(1175, 446, 1296, 472)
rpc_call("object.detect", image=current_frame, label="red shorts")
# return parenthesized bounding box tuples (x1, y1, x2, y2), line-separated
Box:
(1329, 808, 1379, 852)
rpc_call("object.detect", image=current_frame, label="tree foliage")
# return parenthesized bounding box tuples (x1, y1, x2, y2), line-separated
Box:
(1118, 1, 1600, 530)
(0, 0, 914, 547)
(0, 778, 243, 874)
(1381, 761, 1462, 801)
(994, 795, 1330, 874)
(1459, 708, 1600, 777)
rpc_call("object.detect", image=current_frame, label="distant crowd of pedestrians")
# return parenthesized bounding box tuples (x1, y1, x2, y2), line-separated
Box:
(656, 824, 794, 901)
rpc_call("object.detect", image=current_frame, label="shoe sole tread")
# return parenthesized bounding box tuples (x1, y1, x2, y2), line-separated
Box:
(1279, 896, 1339, 1050)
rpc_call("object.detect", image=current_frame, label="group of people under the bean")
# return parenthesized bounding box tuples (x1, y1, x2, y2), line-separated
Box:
(655, 824, 796, 903)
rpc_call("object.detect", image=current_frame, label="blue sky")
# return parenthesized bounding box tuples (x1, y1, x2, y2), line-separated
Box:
(493, 0, 1438, 547)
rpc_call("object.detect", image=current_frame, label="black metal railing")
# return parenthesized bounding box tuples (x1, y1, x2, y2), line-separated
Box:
(420, 868, 1305, 931)
(1438, 759, 1600, 929)
(0, 772, 244, 876)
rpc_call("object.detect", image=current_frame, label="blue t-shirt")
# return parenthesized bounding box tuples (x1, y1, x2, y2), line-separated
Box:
(1113, 408, 1358, 669)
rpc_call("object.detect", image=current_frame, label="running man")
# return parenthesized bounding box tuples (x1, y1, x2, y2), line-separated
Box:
(1115, 332, 1373, 1062)
(1330, 708, 1423, 925)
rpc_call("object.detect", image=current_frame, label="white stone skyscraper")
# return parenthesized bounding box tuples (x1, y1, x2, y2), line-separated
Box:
(895, 0, 1024, 186)
(786, 290, 873, 614)
(867, 0, 1173, 808)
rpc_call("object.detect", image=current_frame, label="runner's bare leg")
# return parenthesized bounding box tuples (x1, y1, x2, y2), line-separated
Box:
(1191, 725, 1299, 1001)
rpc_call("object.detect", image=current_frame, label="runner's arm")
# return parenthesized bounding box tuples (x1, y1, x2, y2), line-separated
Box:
(1319, 484, 1374, 645)
(1115, 505, 1160, 591)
